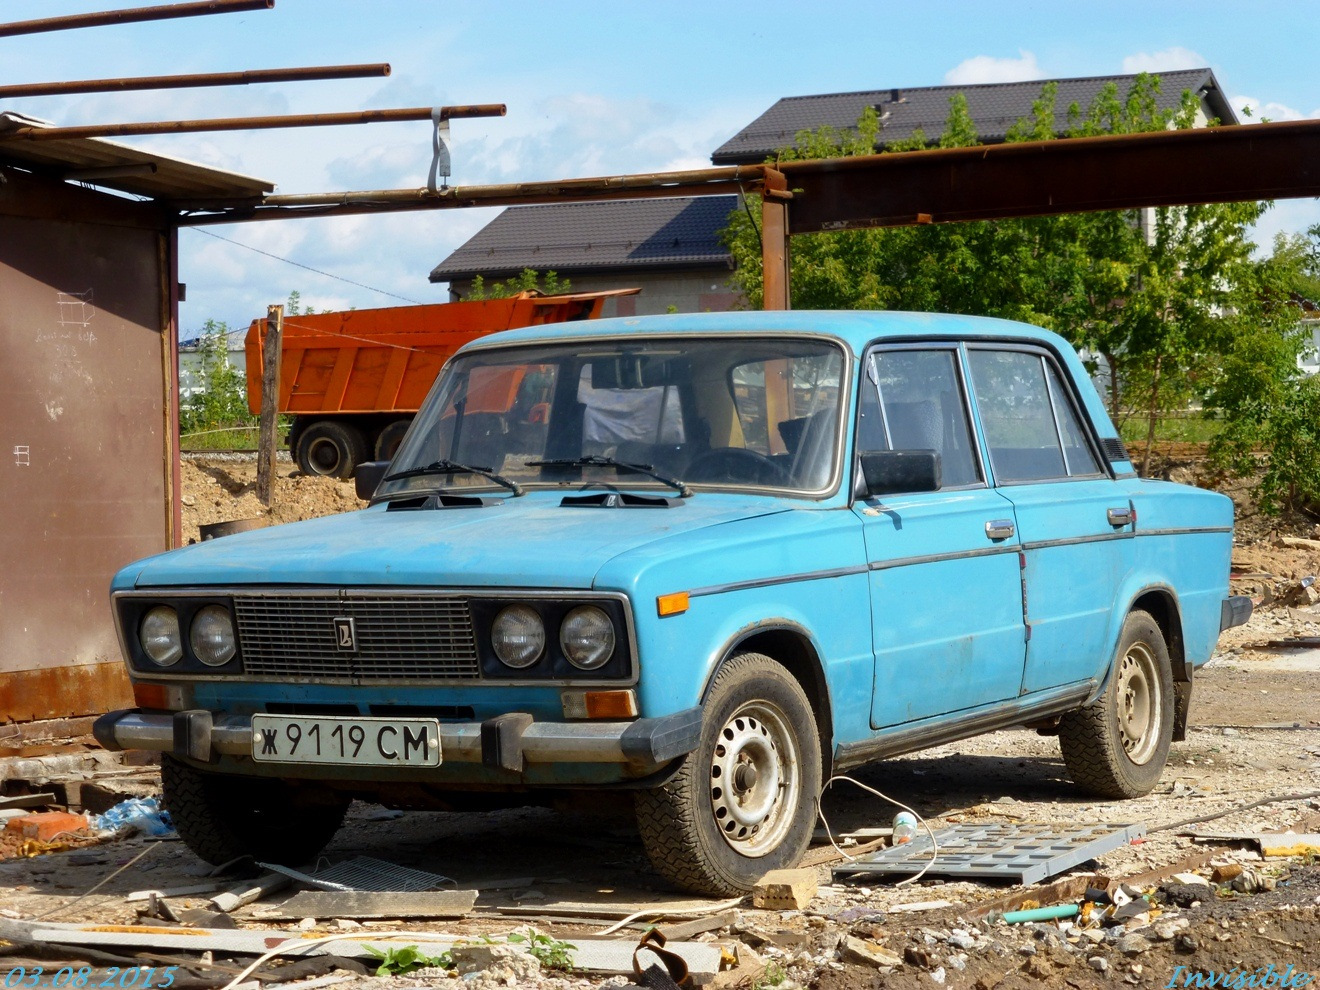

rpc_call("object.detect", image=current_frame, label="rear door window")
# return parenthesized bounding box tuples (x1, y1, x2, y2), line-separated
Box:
(967, 349, 1101, 484)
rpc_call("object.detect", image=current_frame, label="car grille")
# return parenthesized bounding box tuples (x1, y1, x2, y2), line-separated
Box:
(233, 594, 480, 681)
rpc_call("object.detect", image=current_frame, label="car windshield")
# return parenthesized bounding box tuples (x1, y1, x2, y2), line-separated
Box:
(379, 335, 847, 498)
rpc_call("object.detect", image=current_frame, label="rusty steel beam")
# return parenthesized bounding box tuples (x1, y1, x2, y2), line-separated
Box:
(0, 0, 272, 38)
(1, 104, 506, 141)
(173, 165, 768, 223)
(0, 64, 392, 100)
(6, 104, 506, 142)
(778, 118, 1320, 234)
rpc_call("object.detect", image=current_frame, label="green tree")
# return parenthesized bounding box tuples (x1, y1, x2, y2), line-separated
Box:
(722, 73, 1279, 474)
(466, 268, 571, 301)
(180, 319, 253, 436)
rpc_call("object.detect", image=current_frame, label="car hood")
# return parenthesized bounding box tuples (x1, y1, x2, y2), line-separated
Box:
(125, 494, 793, 590)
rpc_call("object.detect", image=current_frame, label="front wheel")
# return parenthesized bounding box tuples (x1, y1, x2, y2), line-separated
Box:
(1059, 609, 1174, 798)
(161, 756, 349, 867)
(635, 653, 821, 895)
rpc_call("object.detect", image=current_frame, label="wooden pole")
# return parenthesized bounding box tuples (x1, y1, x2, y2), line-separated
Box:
(256, 305, 283, 506)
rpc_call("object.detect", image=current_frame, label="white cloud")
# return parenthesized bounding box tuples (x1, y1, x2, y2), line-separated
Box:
(944, 51, 1042, 85)
(1232, 94, 1311, 122)
(1120, 47, 1209, 74)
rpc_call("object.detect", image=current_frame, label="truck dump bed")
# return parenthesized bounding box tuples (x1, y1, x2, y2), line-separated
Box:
(243, 289, 636, 477)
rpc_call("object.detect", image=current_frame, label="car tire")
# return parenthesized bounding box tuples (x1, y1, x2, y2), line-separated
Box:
(634, 652, 822, 895)
(374, 419, 411, 462)
(1058, 609, 1174, 798)
(161, 755, 349, 867)
(295, 420, 367, 480)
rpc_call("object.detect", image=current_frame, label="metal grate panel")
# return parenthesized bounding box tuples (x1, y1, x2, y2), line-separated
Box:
(832, 822, 1144, 885)
(235, 594, 479, 680)
(260, 855, 452, 891)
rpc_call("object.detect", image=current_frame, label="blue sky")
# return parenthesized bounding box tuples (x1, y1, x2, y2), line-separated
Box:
(4, 1, 1319, 334)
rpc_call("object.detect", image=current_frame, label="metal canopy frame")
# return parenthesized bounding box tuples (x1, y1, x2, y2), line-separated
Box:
(154, 117, 1320, 311)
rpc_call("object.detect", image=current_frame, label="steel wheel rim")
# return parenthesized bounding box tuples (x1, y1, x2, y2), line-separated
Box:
(1117, 641, 1161, 764)
(708, 701, 801, 857)
(307, 438, 341, 475)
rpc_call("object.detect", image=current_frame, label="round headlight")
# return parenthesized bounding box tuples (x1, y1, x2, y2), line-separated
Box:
(560, 605, 616, 670)
(491, 604, 545, 668)
(190, 605, 237, 667)
(140, 606, 182, 667)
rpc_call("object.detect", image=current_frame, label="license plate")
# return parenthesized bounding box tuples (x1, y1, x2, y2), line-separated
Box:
(251, 715, 442, 767)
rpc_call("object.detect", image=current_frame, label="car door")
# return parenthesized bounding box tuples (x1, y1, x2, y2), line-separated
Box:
(965, 346, 1134, 694)
(853, 345, 1027, 728)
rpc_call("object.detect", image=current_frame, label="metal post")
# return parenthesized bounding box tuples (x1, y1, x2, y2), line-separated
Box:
(256, 305, 282, 507)
(760, 168, 791, 311)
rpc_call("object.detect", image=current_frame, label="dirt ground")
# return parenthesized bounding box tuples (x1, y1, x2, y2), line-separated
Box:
(1, 450, 1315, 989)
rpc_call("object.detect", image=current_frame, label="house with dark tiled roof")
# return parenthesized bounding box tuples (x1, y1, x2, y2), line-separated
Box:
(711, 68, 1235, 164)
(432, 70, 1235, 313)
(431, 196, 741, 316)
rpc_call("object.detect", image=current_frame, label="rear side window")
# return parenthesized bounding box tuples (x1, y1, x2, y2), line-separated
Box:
(861, 349, 982, 489)
(968, 349, 1101, 484)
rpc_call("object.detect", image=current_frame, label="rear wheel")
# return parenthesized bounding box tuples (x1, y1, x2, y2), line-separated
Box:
(1059, 609, 1174, 798)
(295, 420, 367, 479)
(161, 755, 348, 867)
(635, 653, 821, 895)
(374, 419, 411, 462)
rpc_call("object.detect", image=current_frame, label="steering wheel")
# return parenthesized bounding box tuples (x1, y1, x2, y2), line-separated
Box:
(685, 447, 790, 486)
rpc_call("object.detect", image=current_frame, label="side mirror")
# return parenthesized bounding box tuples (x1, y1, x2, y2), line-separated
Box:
(856, 450, 941, 499)
(354, 461, 390, 501)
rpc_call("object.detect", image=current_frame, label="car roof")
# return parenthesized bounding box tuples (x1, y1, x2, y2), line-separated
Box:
(460, 309, 1071, 358)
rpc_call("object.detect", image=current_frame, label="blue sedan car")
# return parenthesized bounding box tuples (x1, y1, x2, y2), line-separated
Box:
(97, 311, 1250, 895)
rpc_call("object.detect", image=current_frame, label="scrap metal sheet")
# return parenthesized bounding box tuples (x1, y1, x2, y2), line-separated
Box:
(833, 822, 1145, 885)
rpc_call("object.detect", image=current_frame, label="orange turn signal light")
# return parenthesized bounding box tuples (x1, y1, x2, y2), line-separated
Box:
(133, 682, 171, 710)
(657, 591, 689, 617)
(562, 689, 639, 720)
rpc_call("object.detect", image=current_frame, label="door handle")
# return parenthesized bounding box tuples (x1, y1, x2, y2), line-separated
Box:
(985, 519, 1015, 541)
(1107, 506, 1134, 527)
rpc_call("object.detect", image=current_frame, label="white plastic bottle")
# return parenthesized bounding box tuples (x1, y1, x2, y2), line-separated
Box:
(893, 811, 919, 845)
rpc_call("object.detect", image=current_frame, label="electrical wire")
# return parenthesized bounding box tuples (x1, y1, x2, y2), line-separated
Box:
(816, 774, 939, 887)
(33, 841, 162, 920)
(189, 228, 424, 305)
(592, 896, 745, 937)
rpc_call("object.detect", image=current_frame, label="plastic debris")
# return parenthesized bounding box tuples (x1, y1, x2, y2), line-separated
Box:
(90, 797, 174, 837)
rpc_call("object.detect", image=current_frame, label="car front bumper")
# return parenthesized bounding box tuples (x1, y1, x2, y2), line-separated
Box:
(93, 706, 702, 774)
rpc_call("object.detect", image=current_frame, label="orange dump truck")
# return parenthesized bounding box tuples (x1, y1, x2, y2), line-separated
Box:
(245, 289, 636, 478)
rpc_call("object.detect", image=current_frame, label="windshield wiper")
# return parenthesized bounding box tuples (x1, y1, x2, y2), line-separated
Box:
(528, 455, 692, 497)
(383, 459, 524, 496)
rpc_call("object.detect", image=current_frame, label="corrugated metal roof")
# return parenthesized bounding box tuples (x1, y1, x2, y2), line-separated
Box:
(712, 69, 1234, 164)
(0, 111, 272, 201)
(430, 195, 739, 282)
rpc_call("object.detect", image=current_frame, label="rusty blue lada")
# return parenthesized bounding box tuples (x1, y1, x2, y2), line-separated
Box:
(97, 311, 1251, 895)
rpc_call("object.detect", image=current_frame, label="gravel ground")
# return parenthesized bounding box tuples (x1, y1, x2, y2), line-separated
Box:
(5, 454, 1299, 988)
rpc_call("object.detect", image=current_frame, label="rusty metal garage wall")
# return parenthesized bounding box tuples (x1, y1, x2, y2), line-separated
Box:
(0, 169, 172, 722)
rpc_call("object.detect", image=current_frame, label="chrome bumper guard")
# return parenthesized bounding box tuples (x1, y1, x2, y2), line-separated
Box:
(93, 707, 702, 773)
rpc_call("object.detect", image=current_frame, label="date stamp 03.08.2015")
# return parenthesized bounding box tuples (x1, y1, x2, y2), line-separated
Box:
(4, 969, 179, 989)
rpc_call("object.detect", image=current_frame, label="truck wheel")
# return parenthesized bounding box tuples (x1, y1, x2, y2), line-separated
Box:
(374, 419, 411, 462)
(634, 653, 821, 895)
(161, 755, 348, 867)
(1059, 609, 1174, 798)
(296, 421, 367, 479)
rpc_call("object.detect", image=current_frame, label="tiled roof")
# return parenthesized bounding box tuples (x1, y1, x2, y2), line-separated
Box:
(430, 196, 740, 281)
(712, 69, 1234, 164)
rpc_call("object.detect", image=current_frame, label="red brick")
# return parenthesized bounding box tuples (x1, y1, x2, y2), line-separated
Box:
(4, 811, 88, 842)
